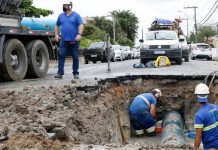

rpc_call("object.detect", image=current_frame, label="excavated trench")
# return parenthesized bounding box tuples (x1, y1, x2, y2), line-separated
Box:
(0, 75, 218, 149)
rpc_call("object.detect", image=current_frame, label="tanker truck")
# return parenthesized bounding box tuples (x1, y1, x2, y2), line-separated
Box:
(0, 0, 57, 81)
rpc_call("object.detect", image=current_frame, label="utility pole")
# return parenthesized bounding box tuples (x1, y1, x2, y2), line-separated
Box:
(181, 18, 189, 38)
(142, 28, 144, 39)
(112, 16, 116, 42)
(184, 6, 198, 43)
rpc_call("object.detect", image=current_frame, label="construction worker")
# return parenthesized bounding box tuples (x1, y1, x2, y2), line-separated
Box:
(194, 83, 218, 150)
(54, 0, 84, 80)
(129, 89, 161, 137)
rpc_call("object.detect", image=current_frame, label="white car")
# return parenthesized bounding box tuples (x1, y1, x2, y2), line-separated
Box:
(132, 47, 140, 59)
(112, 45, 124, 61)
(123, 46, 132, 59)
(191, 43, 212, 60)
(121, 46, 128, 60)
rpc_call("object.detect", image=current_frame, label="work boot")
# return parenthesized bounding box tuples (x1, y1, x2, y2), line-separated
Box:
(147, 131, 156, 137)
(54, 73, 62, 79)
(74, 74, 79, 79)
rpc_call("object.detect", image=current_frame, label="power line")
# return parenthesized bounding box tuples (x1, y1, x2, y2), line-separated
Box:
(197, 0, 213, 14)
(199, 4, 218, 26)
(197, 0, 218, 25)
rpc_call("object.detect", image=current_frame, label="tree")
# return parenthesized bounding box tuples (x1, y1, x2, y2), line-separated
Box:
(89, 17, 114, 39)
(118, 37, 134, 47)
(20, 0, 53, 17)
(111, 10, 139, 43)
(188, 32, 196, 43)
(197, 25, 216, 43)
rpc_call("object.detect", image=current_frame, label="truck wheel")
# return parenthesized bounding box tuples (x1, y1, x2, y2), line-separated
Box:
(1, 39, 27, 81)
(93, 60, 97, 64)
(140, 58, 147, 65)
(26, 40, 49, 78)
(84, 58, 89, 64)
(176, 58, 182, 65)
(184, 56, 189, 62)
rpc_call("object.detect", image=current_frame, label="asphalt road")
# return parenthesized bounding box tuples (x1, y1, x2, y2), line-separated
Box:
(0, 57, 218, 91)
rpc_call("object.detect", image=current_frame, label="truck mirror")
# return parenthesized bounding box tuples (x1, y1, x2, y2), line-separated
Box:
(139, 39, 144, 43)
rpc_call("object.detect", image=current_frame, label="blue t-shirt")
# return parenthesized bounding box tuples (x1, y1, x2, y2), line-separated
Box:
(129, 93, 157, 114)
(56, 11, 83, 41)
(194, 103, 218, 149)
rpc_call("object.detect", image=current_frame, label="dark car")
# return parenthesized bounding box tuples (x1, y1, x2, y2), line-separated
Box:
(83, 41, 115, 64)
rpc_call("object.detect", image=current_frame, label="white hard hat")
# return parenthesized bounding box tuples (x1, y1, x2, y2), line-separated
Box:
(152, 88, 162, 98)
(63, 0, 72, 5)
(194, 83, 210, 95)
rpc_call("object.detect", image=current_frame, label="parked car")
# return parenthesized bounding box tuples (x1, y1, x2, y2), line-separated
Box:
(132, 47, 140, 59)
(123, 46, 132, 59)
(83, 41, 115, 64)
(191, 43, 212, 60)
(121, 46, 128, 60)
(179, 35, 190, 62)
(112, 45, 124, 61)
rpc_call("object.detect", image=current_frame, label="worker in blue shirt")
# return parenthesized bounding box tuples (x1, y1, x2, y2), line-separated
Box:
(129, 89, 161, 136)
(194, 83, 218, 150)
(54, 0, 84, 80)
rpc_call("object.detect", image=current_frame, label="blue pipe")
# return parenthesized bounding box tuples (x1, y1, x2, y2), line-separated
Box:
(161, 111, 185, 146)
(21, 17, 56, 31)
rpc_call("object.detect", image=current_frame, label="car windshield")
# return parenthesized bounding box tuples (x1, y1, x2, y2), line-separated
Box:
(197, 45, 209, 49)
(146, 31, 177, 40)
(89, 42, 104, 49)
(112, 45, 120, 50)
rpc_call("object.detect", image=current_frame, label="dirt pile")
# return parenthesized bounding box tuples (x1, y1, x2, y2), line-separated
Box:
(0, 77, 217, 149)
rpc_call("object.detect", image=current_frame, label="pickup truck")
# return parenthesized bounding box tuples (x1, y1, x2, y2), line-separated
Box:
(83, 41, 115, 64)
(140, 30, 183, 65)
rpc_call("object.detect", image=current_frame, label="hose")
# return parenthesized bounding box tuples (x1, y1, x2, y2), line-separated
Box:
(202, 71, 218, 89)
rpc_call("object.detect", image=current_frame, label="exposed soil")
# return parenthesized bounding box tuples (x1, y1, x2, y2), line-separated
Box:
(0, 77, 217, 150)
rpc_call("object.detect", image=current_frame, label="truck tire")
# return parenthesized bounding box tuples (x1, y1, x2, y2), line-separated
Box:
(140, 58, 147, 65)
(25, 40, 49, 78)
(1, 39, 27, 81)
(184, 56, 189, 62)
(176, 57, 182, 65)
(84, 58, 89, 64)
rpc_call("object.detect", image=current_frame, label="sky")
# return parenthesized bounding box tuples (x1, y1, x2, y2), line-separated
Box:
(33, 0, 218, 41)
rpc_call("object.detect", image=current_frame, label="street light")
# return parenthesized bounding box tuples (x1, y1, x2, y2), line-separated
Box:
(106, 15, 116, 42)
(178, 10, 194, 40)
(184, 6, 198, 43)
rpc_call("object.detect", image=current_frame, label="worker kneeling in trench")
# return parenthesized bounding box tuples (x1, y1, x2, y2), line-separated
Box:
(129, 89, 161, 137)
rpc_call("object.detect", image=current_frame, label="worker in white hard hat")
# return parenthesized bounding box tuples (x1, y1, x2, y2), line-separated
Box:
(129, 89, 161, 137)
(193, 83, 218, 150)
(54, 0, 84, 80)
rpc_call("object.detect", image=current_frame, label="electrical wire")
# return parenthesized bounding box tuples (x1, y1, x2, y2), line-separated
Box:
(197, 0, 213, 14)
(199, 5, 218, 26)
(198, 0, 218, 25)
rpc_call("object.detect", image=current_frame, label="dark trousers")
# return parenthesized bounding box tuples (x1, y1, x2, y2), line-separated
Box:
(57, 41, 79, 76)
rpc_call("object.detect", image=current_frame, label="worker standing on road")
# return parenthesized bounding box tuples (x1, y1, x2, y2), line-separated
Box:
(54, 0, 84, 80)
(194, 83, 218, 150)
(129, 89, 161, 137)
